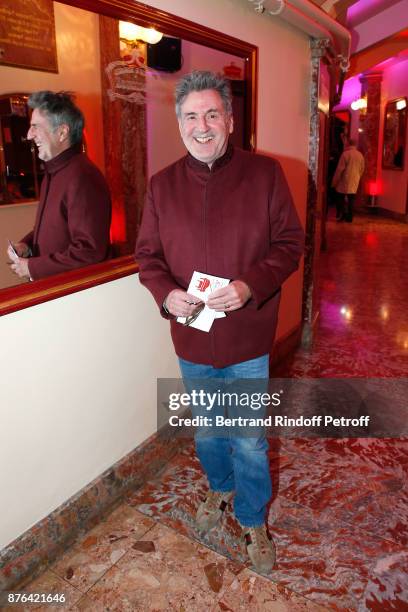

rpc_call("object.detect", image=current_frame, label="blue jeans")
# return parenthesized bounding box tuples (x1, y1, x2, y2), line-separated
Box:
(178, 354, 272, 527)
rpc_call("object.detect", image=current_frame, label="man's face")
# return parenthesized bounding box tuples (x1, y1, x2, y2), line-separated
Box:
(178, 89, 233, 167)
(27, 108, 68, 161)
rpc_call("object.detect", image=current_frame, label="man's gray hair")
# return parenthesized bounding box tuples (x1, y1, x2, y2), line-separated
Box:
(175, 71, 232, 118)
(28, 91, 84, 146)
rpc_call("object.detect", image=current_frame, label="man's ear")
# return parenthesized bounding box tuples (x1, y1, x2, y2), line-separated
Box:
(59, 123, 70, 143)
(229, 114, 234, 135)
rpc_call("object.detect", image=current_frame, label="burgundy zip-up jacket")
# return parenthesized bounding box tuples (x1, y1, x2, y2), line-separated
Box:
(135, 145, 304, 368)
(22, 145, 111, 280)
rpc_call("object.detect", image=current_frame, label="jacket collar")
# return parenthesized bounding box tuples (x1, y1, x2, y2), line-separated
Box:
(43, 143, 82, 174)
(186, 142, 234, 174)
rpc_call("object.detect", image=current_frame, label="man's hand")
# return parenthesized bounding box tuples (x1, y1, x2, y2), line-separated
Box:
(7, 242, 30, 259)
(164, 289, 203, 318)
(9, 256, 31, 279)
(207, 280, 252, 312)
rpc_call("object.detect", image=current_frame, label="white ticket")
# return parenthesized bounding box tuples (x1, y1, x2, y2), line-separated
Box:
(177, 271, 230, 332)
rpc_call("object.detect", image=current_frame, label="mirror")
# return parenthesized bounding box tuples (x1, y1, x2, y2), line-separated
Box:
(382, 98, 407, 170)
(0, 0, 256, 305)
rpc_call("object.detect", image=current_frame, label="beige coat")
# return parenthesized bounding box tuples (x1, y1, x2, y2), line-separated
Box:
(332, 146, 365, 194)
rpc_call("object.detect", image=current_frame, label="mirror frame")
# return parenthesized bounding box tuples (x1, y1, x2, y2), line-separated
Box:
(0, 0, 258, 316)
(382, 97, 407, 171)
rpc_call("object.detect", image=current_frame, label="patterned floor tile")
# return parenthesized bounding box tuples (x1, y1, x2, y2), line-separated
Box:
(278, 216, 408, 379)
(79, 523, 243, 611)
(128, 441, 408, 610)
(50, 505, 155, 592)
(216, 568, 329, 612)
(361, 549, 408, 611)
(265, 498, 406, 611)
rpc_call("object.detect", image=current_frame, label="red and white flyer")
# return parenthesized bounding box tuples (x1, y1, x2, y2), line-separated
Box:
(177, 271, 230, 332)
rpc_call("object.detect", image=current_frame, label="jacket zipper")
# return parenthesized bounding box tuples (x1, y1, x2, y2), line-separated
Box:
(204, 173, 217, 364)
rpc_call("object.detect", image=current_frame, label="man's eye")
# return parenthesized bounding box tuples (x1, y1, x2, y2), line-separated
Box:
(208, 113, 219, 120)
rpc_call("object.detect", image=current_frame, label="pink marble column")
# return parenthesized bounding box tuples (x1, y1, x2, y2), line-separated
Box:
(359, 72, 382, 199)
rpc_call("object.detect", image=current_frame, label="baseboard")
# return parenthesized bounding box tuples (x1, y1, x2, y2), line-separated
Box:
(270, 323, 302, 369)
(0, 427, 187, 592)
(358, 206, 408, 223)
(374, 207, 408, 223)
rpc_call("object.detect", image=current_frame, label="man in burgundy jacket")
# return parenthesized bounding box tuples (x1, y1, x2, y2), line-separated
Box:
(135, 71, 304, 574)
(7, 91, 111, 281)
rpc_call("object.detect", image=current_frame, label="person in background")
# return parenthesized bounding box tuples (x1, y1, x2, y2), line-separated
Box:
(7, 91, 111, 280)
(332, 137, 365, 222)
(135, 70, 304, 574)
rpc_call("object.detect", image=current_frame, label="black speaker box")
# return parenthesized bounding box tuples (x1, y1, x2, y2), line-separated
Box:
(147, 36, 182, 72)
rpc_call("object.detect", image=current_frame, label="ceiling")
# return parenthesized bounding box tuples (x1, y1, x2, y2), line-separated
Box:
(309, 0, 408, 75)
(309, 0, 359, 24)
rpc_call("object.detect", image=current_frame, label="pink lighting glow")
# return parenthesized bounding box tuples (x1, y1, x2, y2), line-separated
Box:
(335, 55, 408, 110)
(348, 0, 408, 53)
(371, 51, 408, 72)
(333, 76, 362, 110)
(348, 0, 403, 26)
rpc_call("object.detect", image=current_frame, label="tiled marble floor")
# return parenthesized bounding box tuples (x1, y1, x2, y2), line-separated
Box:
(10, 215, 408, 611)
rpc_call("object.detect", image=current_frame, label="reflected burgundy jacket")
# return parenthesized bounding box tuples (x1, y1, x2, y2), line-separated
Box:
(22, 145, 111, 280)
(135, 145, 304, 368)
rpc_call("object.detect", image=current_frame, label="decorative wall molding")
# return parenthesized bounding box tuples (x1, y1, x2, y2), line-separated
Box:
(310, 37, 332, 60)
(0, 256, 138, 317)
(302, 40, 328, 335)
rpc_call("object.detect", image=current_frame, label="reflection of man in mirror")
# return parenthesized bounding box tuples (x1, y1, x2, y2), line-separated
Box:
(7, 91, 111, 280)
(331, 137, 365, 223)
(135, 71, 304, 574)
(393, 145, 403, 168)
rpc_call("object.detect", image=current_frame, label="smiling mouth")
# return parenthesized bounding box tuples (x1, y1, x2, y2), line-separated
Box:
(194, 136, 213, 144)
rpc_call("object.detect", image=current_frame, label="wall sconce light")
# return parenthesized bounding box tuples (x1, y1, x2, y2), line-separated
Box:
(396, 98, 407, 111)
(350, 97, 367, 111)
(366, 179, 382, 209)
(119, 21, 163, 45)
(340, 306, 353, 320)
